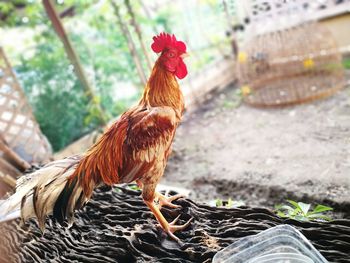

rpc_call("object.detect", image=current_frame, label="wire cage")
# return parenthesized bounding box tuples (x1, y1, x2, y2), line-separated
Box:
(238, 22, 345, 107)
(236, 0, 346, 107)
(0, 47, 52, 165)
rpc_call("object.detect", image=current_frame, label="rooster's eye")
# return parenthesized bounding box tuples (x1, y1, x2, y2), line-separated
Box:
(167, 52, 175, 58)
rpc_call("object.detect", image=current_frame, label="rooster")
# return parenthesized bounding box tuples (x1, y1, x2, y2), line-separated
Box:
(0, 33, 191, 242)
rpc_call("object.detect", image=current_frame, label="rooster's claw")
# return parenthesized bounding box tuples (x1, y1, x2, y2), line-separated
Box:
(156, 192, 185, 209)
(167, 216, 194, 242)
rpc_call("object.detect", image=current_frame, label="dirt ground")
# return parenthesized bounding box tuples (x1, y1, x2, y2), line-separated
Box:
(162, 79, 350, 218)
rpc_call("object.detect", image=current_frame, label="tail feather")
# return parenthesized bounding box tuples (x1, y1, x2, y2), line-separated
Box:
(0, 208, 20, 223)
(53, 176, 78, 224)
(65, 180, 86, 225)
(0, 155, 93, 229)
(32, 173, 70, 231)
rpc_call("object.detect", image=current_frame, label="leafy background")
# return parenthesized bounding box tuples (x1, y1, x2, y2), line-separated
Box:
(0, 0, 229, 151)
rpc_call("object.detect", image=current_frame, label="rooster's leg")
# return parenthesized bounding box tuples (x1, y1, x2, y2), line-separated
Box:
(144, 199, 192, 242)
(137, 180, 183, 209)
(155, 192, 185, 209)
(142, 185, 192, 242)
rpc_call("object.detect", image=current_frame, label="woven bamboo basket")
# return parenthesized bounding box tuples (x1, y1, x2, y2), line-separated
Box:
(238, 22, 345, 107)
(0, 47, 52, 166)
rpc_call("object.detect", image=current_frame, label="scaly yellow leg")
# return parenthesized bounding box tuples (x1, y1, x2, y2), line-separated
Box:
(144, 199, 193, 242)
(155, 192, 185, 209)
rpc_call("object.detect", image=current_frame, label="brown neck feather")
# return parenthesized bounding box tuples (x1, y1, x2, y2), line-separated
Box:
(140, 60, 184, 114)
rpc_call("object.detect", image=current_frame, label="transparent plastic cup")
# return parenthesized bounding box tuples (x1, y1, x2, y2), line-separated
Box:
(213, 224, 328, 263)
(250, 253, 314, 263)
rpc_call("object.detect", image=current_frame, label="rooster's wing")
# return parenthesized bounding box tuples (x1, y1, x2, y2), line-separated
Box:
(119, 106, 178, 183)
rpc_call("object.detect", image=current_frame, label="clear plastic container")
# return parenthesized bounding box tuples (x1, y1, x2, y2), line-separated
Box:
(213, 224, 329, 263)
(250, 253, 313, 263)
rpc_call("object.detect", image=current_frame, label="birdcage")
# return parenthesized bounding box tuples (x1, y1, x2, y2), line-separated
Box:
(0, 47, 52, 165)
(238, 22, 344, 107)
(236, 0, 345, 107)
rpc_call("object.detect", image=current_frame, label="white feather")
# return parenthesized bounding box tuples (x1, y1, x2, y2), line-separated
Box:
(0, 209, 20, 223)
(0, 156, 81, 224)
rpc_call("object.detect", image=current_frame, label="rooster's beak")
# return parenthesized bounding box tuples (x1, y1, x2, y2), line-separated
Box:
(180, 53, 189, 59)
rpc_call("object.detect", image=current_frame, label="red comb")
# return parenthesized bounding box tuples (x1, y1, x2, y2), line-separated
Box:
(151, 33, 186, 54)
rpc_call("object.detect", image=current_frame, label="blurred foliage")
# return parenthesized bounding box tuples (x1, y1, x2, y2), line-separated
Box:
(3, 0, 148, 151)
(17, 29, 90, 151)
(0, 0, 90, 27)
(1, 0, 228, 152)
(343, 58, 350, 69)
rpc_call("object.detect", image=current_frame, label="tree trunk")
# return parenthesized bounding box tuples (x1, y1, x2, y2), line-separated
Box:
(0, 172, 16, 188)
(138, 0, 159, 33)
(125, 0, 153, 72)
(0, 134, 30, 172)
(110, 0, 147, 86)
(42, 0, 107, 125)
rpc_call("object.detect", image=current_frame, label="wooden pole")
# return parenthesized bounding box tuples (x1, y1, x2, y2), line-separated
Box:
(0, 172, 16, 188)
(0, 158, 21, 179)
(125, 0, 153, 71)
(0, 134, 30, 171)
(110, 0, 147, 86)
(42, 0, 107, 125)
(222, 0, 238, 58)
(137, 0, 159, 33)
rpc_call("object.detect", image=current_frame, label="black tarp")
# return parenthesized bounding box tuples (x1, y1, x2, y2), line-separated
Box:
(1, 186, 349, 262)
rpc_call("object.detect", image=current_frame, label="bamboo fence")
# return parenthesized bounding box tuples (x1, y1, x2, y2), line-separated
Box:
(0, 47, 52, 194)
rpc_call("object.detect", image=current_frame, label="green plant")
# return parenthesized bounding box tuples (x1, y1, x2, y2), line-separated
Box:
(127, 184, 140, 191)
(343, 58, 350, 69)
(275, 200, 333, 221)
(17, 29, 92, 151)
(14, 2, 144, 151)
(0, 0, 89, 27)
(214, 198, 245, 208)
(222, 89, 243, 109)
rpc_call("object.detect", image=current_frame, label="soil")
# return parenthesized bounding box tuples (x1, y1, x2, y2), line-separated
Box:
(162, 79, 350, 218)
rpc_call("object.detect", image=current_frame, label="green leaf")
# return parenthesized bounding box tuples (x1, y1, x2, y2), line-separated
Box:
(127, 184, 140, 191)
(226, 198, 233, 208)
(288, 208, 299, 217)
(274, 204, 283, 210)
(215, 199, 223, 207)
(298, 202, 311, 216)
(294, 215, 308, 221)
(276, 211, 287, 218)
(287, 200, 301, 210)
(280, 205, 295, 212)
(307, 213, 333, 221)
(309, 204, 333, 215)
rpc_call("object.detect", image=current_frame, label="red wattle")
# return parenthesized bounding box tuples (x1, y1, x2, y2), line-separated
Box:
(175, 59, 188, 79)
